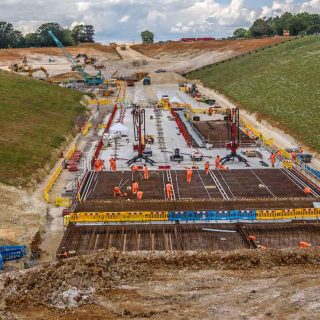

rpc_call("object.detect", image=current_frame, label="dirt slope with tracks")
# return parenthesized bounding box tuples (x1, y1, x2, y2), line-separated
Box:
(132, 37, 290, 60)
(1, 249, 320, 320)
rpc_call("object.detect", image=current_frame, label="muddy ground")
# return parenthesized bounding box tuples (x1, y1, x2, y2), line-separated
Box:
(0, 249, 320, 320)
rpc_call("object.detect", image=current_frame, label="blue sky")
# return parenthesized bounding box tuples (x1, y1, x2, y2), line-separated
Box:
(0, 0, 319, 42)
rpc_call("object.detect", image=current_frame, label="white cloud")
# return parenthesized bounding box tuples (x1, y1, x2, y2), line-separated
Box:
(77, 2, 91, 12)
(170, 0, 256, 34)
(0, 0, 320, 41)
(260, 0, 320, 18)
(119, 15, 130, 23)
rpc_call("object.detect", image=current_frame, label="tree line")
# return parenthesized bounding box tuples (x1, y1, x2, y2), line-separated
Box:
(233, 12, 320, 38)
(0, 22, 95, 49)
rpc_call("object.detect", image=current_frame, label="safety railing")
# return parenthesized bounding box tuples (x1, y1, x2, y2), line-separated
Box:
(91, 104, 118, 168)
(171, 108, 191, 147)
(43, 164, 63, 203)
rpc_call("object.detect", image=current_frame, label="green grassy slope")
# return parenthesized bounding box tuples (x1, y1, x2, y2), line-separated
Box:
(188, 36, 320, 153)
(0, 71, 85, 186)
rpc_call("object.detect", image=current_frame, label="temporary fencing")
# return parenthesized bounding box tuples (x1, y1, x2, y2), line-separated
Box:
(171, 108, 191, 147)
(91, 104, 118, 168)
(81, 122, 92, 136)
(43, 164, 63, 203)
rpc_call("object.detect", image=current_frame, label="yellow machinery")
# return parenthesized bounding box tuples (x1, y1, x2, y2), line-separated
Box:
(28, 67, 49, 79)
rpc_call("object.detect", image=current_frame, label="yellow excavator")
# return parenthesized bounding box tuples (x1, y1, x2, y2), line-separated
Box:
(27, 67, 49, 79)
(9, 62, 49, 79)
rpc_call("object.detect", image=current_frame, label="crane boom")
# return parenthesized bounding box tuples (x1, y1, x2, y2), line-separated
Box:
(48, 30, 103, 85)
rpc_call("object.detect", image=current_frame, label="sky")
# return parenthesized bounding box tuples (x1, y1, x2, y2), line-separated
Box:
(1, 0, 320, 43)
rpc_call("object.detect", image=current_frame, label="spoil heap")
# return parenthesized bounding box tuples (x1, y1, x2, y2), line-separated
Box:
(1, 248, 319, 313)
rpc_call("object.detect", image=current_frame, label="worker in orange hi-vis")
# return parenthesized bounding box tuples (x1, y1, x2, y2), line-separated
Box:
(275, 149, 282, 158)
(205, 161, 210, 175)
(166, 182, 173, 200)
(186, 168, 193, 183)
(136, 190, 144, 200)
(248, 235, 256, 241)
(304, 186, 312, 195)
(111, 158, 117, 172)
(269, 153, 276, 168)
(94, 160, 100, 172)
(131, 165, 139, 172)
(132, 181, 139, 195)
(143, 164, 149, 180)
(219, 165, 229, 171)
(113, 186, 122, 197)
(298, 146, 303, 153)
(299, 241, 311, 248)
(215, 155, 221, 169)
(291, 150, 297, 161)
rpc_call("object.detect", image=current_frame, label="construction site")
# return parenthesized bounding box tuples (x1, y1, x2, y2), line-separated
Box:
(1, 30, 320, 319)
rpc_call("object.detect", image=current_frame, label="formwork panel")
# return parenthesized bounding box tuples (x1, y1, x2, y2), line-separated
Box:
(57, 224, 247, 256)
(57, 222, 320, 258)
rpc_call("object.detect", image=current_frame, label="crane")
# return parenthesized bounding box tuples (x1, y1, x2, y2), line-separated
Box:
(48, 30, 103, 86)
(127, 105, 155, 166)
(221, 108, 249, 166)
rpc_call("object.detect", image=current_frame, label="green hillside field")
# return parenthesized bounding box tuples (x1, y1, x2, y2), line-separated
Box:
(188, 36, 320, 153)
(0, 71, 85, 186)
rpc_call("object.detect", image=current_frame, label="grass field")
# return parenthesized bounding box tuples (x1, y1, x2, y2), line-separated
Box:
(188, 36, 320, 153)
(0, 71, 85, 187)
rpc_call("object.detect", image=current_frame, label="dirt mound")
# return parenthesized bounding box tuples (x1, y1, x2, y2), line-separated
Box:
(132, 37, 291, 60)
(48, 72, 83, 82)
(1, 248, 320, 314)
(140, 72, 185, 84)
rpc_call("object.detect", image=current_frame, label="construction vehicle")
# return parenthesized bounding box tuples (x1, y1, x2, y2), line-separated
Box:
(9, 63, 30, 72)
(48, 30, 103, 86)
(0, 245, 27, 270)
(28, 66, 49, 79)
(126, 79, 135, 87)
(170, 147, 184, 163)
(120, 44, 126, 50)
(9, 56, 30, 72)
(143, 76, 151, 85)
(9, 64, 49, 79)
(75, 54, 96, 65)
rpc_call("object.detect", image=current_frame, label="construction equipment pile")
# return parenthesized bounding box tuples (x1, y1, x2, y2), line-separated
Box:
(0, 248, 319, 314)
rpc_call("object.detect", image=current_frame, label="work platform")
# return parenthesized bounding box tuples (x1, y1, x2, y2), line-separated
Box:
(57, 222, 320, 257)
(74, 167, 320, 213)
(79, 168, 320, 202)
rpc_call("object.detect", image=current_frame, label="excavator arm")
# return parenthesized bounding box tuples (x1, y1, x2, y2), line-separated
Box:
(28, 67, 49, 78)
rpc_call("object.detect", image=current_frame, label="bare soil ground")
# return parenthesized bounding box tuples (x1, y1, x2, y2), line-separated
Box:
(0, 183, 46, 246)
(0, 43, 120, 77)
(0, 43, 119, 63)
(1, 249, 320, 320)
(132, 37, 290, 59)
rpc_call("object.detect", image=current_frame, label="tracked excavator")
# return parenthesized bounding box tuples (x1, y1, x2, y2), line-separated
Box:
(75, 53, 96, 65)
(27, 66, 49, 79)
(48, 30, 103, 85)
(9, 62, 49, 79)
(9, 56, 29, 72)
